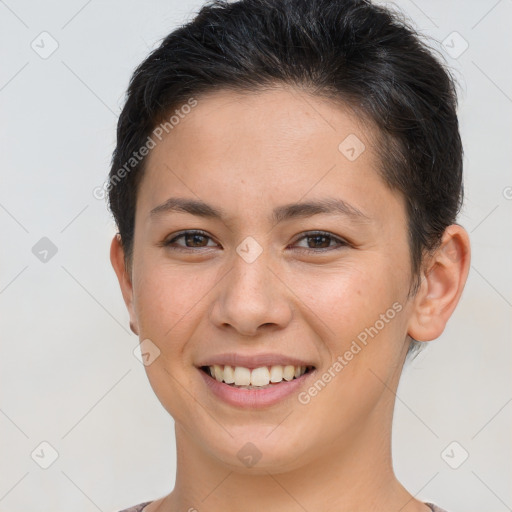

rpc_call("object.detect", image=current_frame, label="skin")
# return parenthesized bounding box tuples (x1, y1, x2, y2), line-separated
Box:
(111, 86, 470, 512)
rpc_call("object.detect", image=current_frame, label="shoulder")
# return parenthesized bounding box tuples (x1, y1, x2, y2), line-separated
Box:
(116, 500, 153, 512)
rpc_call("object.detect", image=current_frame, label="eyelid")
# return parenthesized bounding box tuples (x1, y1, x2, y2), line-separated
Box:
(163, 229, 218, 248)
(290, 231, 349, 250)
(163, 229, 349, 251)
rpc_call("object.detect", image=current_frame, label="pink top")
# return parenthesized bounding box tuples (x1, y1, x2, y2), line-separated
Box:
(117, 500, 449, 511)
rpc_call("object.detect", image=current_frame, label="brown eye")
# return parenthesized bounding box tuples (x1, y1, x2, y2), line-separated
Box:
(184, 233, 209, 247)
(292, 231, 348, 252)
(164, 230, 218, 249)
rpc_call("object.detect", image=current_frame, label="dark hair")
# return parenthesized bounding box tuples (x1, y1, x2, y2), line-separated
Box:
(108, 0, 463, 358)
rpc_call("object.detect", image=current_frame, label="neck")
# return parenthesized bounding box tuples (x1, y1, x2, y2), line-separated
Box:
(161, 403, 427, 512)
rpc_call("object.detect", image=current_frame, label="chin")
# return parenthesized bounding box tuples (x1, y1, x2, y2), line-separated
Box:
(202, 427, 314, 475)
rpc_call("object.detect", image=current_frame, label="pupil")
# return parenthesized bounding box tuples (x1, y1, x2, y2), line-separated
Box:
(187, 234, 206, 247)
(310, 235, 328, 248)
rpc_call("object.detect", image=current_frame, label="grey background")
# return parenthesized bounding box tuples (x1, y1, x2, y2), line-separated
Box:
(0, 1, 511, 511)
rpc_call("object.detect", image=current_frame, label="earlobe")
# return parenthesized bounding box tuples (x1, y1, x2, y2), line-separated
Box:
(110, 234, 139, 336)
(407, 225, 471, 342)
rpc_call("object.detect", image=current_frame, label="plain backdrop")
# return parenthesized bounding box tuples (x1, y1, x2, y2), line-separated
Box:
(0, 1, 511, 511)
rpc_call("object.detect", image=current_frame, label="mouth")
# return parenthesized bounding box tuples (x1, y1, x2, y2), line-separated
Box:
(199, 364, 316, 390)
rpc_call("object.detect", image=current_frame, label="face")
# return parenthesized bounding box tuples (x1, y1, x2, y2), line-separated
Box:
(117, 87, 418, 472)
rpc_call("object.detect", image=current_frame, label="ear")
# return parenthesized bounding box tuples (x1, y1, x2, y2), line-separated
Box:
(110, 234, 139, 336)
(407, 224, 471, 342)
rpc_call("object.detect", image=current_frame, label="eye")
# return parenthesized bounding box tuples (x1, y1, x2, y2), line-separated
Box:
(161, 230, 349, 253)
(163, 230, 219, 250)
(291, 231, 349, 252)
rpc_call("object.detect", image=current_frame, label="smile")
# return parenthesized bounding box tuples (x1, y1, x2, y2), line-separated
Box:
(200, 364, 314, 388)
(198, 364, 317, 408)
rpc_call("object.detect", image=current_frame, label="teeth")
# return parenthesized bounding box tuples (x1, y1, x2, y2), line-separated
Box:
(251, 367, 270, 386)
(283, 365, 295, 381)
(213, 364, 223, 382)
(206, 364, 310, 387)
(233, 366, 251, 386)
(223, 365, 235, 384)
(269, 365, 283, 383)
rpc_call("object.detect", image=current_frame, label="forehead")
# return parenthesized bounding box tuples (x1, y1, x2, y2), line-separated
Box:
(137, 86, 403, 229)
(150, 87, 376, 165)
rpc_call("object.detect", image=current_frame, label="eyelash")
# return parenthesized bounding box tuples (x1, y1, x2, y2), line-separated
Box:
(162, 230, 349, 253)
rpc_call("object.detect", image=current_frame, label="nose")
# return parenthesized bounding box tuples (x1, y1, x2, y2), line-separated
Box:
(209, 249, 293, 337)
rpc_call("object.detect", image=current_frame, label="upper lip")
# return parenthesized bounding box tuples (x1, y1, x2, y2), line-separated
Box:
(196, 353, 316, 370)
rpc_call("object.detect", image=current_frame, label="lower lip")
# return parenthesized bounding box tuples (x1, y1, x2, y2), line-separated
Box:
(198, 368, 316, 409)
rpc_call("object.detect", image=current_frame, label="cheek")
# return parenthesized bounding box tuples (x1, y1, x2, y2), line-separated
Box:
(130, 259, 216, 422)
(287, 262, 397, 336)
(291, 266, 406, 419)
(285, 259, 408, 388)
(132, 256, 218, 346)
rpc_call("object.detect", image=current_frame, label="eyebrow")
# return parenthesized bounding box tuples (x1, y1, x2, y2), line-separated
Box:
(149, 196, 371, 224)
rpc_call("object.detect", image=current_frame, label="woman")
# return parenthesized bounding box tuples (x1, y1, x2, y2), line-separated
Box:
(108, 0, 470, 510)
